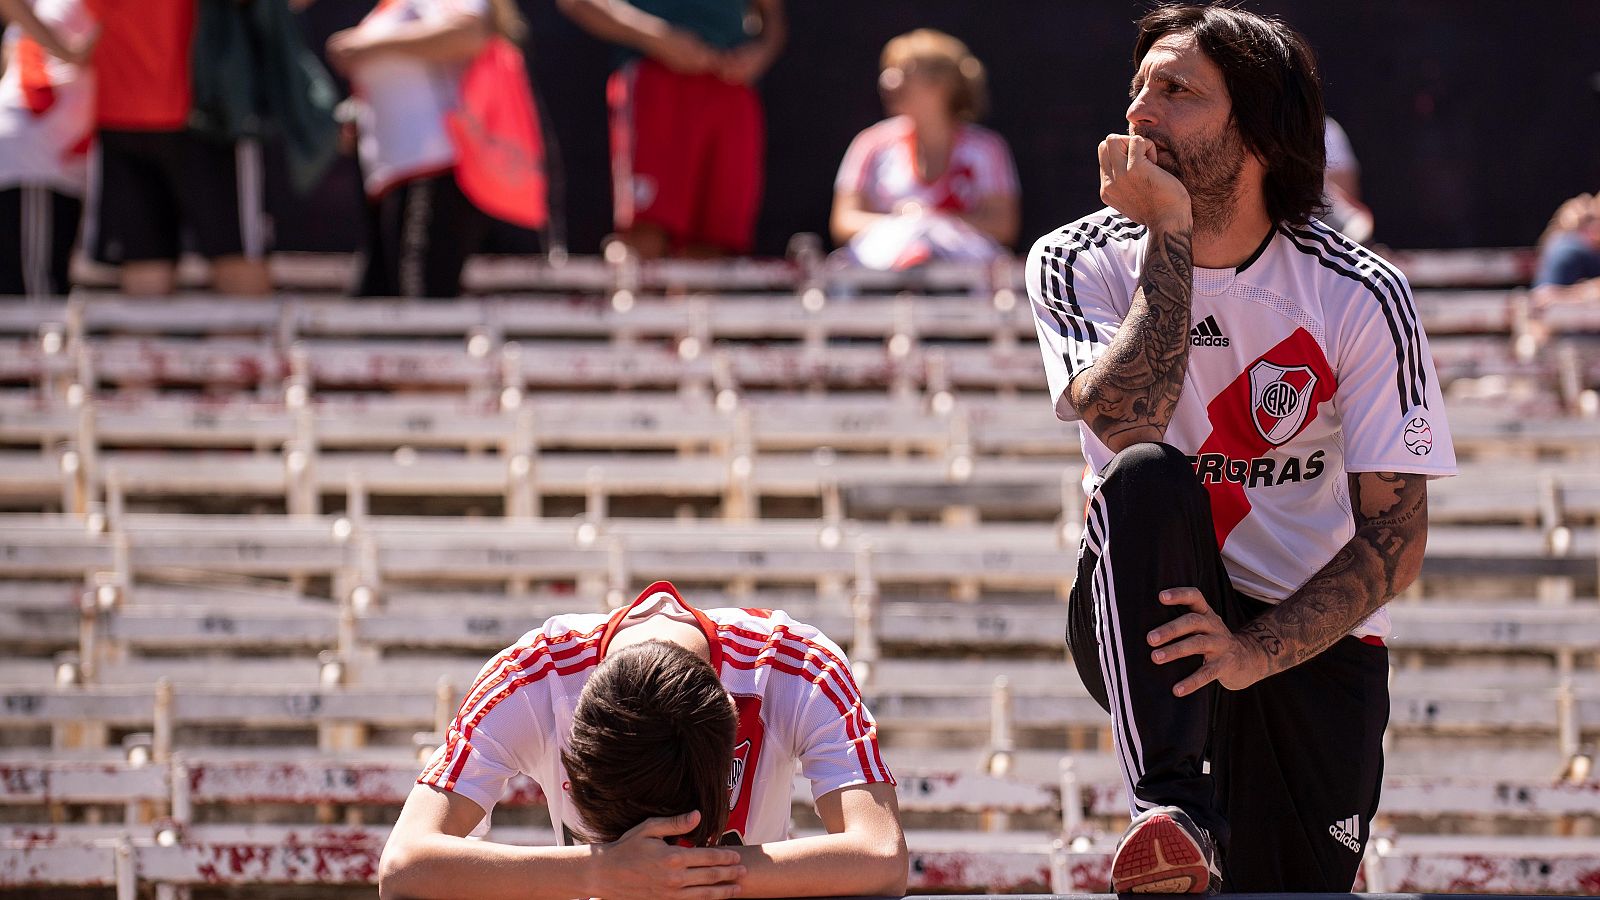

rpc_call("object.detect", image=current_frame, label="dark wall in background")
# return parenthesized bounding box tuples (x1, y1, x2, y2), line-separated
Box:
(278, 1, 1600, 255)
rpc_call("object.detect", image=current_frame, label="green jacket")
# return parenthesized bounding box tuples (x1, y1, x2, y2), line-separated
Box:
(190, 0, 340, 194)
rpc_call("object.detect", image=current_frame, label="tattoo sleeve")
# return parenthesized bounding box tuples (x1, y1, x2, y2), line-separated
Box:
(1241, 471, 1430, 675)
(1068, 224, 1194, 451)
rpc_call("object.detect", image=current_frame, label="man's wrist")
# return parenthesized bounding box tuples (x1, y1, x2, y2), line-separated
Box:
(636, 18, 682, 55)
(39, 27, 76, 60)
(580, 842, 607, 898)
(1238, 618, 1283, 677)
(1248, 631, 1277, 682)
(747, 34, 780, 62)
(1146, 209, 1193, 235)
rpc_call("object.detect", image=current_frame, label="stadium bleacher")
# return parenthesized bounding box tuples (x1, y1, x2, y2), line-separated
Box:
(2, 249, 1598, 897)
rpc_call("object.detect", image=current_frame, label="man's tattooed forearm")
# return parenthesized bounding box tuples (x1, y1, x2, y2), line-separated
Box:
(1356, 471, 1428, 595)
(1245, 472, 1429, 676)
(1267, 587, 1334, 629)
(1258, 573, 1376, 671)
(1075, 227, 1194, 444)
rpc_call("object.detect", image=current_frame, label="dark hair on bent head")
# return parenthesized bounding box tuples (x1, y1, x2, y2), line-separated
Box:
(561, 640, 737, 847)
(1134, 3, 1327, 226)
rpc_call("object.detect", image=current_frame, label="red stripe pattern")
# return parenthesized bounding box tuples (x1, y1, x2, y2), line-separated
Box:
(420, 624, 606, 791)
(719, 623, 894, 786)
(417, 613, 896, 811)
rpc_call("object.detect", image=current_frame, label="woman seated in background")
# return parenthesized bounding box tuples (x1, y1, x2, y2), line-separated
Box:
(1532, 191, 1600, 308)
(830, 29, 1019, 270)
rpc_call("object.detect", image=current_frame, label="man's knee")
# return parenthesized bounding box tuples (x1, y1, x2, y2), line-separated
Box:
(120, 260, 178, 297)
(1099, 442, 1198, 498)
(211, 256, 271, 296)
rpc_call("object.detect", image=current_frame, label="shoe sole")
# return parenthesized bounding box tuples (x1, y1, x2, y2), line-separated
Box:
(1110, 812, 1210, 893)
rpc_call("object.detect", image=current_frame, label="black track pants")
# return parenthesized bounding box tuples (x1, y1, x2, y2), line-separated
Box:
(1066, 442, 1389, 891)
(0, 186, 80, 297)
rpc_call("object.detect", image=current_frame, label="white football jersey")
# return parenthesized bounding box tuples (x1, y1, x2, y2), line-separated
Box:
(834, 116, 1018, 216)
(0, 0, 95, 193)
(349, 0, 487, 196)
(1028, 210, 1457, 636)
(419, 582, 893, 845)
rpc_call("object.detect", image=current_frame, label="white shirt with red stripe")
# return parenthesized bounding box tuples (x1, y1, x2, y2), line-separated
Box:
(835, 115, 1018, 217)
(348, 0, 488, 197)
(418, 582, 893, 845)
(0, 0, 95, 193)
(1028, 210, 1458, 638)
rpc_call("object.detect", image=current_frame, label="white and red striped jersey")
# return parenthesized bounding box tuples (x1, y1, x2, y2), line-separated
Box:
(0, 0, 95, 193)
(348, 0, 488, 196)
(835, 115, 1017, 216)
(1028, 211, 1458, 637)
(418, 582, 893, 845)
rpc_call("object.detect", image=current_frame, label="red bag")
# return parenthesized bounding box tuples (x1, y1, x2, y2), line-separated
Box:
(16, 37, 57, 115)
(446, 36, 548, 230)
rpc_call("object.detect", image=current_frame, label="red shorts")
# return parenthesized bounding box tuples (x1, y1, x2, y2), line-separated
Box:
(607, 57, 763, 254)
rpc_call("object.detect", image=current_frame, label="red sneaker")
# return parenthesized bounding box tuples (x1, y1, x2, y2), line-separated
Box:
(1110, 805, 1220, 894)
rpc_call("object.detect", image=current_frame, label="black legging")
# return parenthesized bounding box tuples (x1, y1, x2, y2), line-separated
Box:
(1068, 441, 1388, 891)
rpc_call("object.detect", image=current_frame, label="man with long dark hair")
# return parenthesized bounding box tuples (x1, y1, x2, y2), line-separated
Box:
(1027, 4, 1456, 892)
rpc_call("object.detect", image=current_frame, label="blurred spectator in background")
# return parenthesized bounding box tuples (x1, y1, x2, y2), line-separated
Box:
(0, 0, 94, 298)
(328, 0, 536, 298)
(1532, 191, 1600, 306)
(82, 0, 273, 297)
(559, 0, 786, 259)
(190, 0, 340, 218)
(1320, 116, 1372, 243)
(830, 29, 1018, 271)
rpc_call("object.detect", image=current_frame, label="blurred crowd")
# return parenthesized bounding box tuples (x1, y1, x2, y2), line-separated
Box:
(1534, 192, 1600, 307)
(0, 0, 1576, 301)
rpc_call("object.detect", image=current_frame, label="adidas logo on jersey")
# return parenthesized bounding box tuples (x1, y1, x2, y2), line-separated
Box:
(1190, 315, 1229, 347)
(1328, 815, 1363, 854)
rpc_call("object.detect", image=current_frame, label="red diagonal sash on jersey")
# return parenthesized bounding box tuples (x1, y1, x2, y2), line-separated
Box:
(724, 694, 766, 843)
(1195, 327, 1337, 547)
